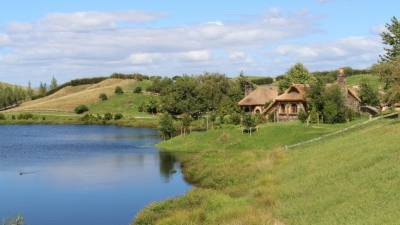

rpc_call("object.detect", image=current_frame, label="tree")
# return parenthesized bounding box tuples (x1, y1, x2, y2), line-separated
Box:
(359, 79, 380, 106)
(27, 81, 34, 98)
(146, 97, 159, 115)
(278, 63, 313, 91)
(242, 114, 256, 135)
(380, 16, 400, 62)
(307, 77, 325, 121)
(74, 105, 89, 114)
(134, 86, 142, 93)
(38, 82, 47, 96)
(115, 86, 124, 95)
(50, 76, 58, 90)
(159, 113, 175, 140)
(322, 85, 348, 123)
(373, 56, 400, 104)
(180, 113, 192, 136)
(99, 93, 108, 101)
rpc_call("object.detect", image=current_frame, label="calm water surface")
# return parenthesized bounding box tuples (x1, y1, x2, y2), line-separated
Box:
(0, 125, 191, 225)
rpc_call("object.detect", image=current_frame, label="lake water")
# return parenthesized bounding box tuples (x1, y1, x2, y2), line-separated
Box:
(0, 125, 191, 225)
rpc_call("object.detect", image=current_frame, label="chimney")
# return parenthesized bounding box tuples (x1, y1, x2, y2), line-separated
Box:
(245, 84, 253, 96)
(337, 68, 346, 87)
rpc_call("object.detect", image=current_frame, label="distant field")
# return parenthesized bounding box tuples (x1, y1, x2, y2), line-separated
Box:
(8, 78, 137, 113)
(346, 74, 381, 89)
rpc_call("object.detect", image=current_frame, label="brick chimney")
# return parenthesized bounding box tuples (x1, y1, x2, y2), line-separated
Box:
(337, 68, 346, 87)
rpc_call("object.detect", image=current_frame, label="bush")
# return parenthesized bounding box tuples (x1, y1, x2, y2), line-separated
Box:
(114, 113, 123, 120)
(0, 113, 5, 120)
(255, 113, 266, 124)
(99, 93, 108, 101)
(17, 113, 34, 120)
(115, 86, 124, 95)
(134, 86, 142, 93)
(298, 109, 308, 123)
(229, 113, 242, 125)
(104, 113, 113, 120)
(74, 105, 89, 114)
(80, 114, 99, 123)
(11, 115, 16, 120)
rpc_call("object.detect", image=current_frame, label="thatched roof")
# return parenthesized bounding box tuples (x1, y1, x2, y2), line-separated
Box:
(348, 87, 361, 102)
(238, 85, 279, 106)
(274, 84, 309, 102)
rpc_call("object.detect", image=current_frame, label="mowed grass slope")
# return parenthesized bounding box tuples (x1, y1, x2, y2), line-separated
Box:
(134, 118, 400, 225)
(134, 121, 365, 225)
(276, 119, 400, 225)
(8, 78, 136, 113)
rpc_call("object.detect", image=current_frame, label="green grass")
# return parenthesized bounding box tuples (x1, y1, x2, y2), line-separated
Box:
(275, 119, 400, 225)
(134, 117, 400, 225)
(346, 74, 382, 89)
(88, 92, 157, 117)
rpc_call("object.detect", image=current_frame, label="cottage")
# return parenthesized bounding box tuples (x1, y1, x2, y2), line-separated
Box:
(238, 85, 278, 114)
(238, 68, 362, 121)
(264, 84, 309, 121)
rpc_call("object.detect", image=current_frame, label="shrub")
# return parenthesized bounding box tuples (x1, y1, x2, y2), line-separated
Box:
(17, 113, 34, 120)
(255, 113, 266, 124)
(74, 105, 89, 114)
(114, 113, 123, 120)
(230, 113, 242, 125)
(11, 115, 16, 120)
(0, 113, 5, 120)
(298, 109, 308, 123)
(115, 86, 124, 95)
(99, 93, 108, 101)
(80, 114, 99, 123)
(138, 102, 145, 112)
(104, 113, 113, 120)
(134, 86, 142, 93)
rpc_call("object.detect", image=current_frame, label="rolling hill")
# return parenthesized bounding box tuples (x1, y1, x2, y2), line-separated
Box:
(7, 78, 137, 113)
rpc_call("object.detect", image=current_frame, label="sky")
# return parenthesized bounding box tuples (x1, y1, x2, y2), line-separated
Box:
(0, 0, 398, 85)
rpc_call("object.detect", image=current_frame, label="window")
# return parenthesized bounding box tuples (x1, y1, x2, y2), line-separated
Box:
(280, 104, 286, 114)
(291, 104, 298, 114)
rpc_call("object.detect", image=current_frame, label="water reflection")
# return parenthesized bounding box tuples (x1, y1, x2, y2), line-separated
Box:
(159, 152, 179, 181)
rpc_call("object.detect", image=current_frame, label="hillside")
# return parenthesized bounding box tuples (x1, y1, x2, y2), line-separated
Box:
(8, 78, 136, 113)
(134, 118, 400, 225)
(346, 74, 382, 89)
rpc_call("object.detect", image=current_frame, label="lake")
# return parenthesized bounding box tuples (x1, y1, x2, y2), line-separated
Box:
(0, 125, 191, 225)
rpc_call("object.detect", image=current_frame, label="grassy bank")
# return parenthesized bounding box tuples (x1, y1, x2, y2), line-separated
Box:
(133, 118, 399, 225)
(0, 112, 159, 128)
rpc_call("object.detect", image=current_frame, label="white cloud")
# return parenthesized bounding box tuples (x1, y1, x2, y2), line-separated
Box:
(274, 36, 382, 70)
(0, 9, 320, 84)
(0, 34, 10, 45)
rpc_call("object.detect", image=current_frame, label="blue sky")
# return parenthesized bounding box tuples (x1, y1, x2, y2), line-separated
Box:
(0, 0, 398, 85)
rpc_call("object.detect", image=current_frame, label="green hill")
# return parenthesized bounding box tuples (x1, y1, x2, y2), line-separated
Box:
(134, 118, 400, 225)
(346, 74, 382, 89)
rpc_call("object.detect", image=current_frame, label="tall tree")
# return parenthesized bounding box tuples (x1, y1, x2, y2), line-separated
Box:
(380, 16, 400, 62)
(50, 76, 58, 90)
(27, 81, 34, 98)
(38, 82, 47, 96)
(279, 63, 314, 91)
